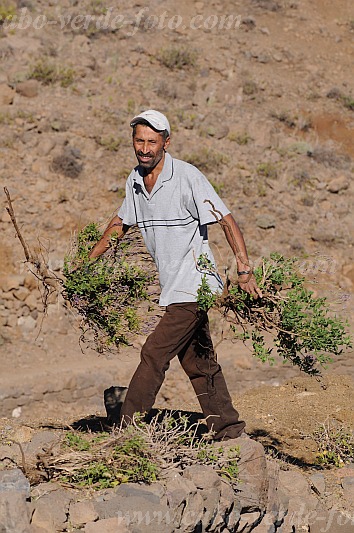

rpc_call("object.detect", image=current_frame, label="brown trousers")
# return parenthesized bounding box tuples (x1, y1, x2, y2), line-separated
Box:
(120, 302, 245, 440)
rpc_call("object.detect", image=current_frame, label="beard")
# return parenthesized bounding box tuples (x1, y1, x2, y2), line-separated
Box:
(136, 148, 164, 170)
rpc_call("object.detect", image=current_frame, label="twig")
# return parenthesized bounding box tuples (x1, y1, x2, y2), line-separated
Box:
(4, 187, 32, 263)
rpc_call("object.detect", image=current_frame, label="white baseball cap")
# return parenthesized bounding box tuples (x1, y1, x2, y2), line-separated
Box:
(130, 110, 171, 135)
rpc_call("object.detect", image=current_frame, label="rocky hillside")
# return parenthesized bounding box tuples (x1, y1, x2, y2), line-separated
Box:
(0, 0, 353, 530)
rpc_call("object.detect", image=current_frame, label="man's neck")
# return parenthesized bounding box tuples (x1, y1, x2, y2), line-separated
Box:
(143, 151, 166, 181)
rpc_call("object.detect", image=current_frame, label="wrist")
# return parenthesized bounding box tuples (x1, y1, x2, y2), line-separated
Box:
(237, 270, 252, 276)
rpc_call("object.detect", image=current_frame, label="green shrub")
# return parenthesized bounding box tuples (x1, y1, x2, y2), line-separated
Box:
(96, 135, 123, 151)
(197, 251, 352, 375)
(243, 80, 258, 96)
(158, 47, 197, 69)
(63, 223, 155, 352)
(228, 132, 252, 145)
(0, 2, 16, 24)
(342, 96, 354, 111)
(183, 148, 228, 173)
(28, 61, 76, 88)
(313, 420, 354, 467)
(256, 162, 278, 180)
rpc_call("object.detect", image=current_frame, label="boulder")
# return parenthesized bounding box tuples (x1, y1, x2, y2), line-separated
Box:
(327, 175, 350, 193)
(31, 488, 73, 531)
(94, 483, 172, 532)
(69, 500, 99, 527)
(232, 436, 268, 513)
(0, 83, 15, 105)
(85, 517, 129, 533)
(16, 80, 39, 98)
(0, 469, 31, 533)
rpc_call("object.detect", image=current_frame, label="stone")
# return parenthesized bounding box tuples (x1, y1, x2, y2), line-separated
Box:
(309, 510, 354, 533)
(164, 472, 198, 529)
(17, 315, 37, 332)
(237, 511, 263, 532)
(0, 275, 25, 292)
(223, 437, 268, 513)
(256, 215, 276, 229)
(16, 80, 39, 98)
(12, 426, 35, 443)
(24, 293, 38, 311)
(327, 175, 350, 193)
(0, 83, 15, 105)
(69, 500, 99, 527)
(342, 476, 354, 502)
(278, 470, 319, 532)
(85, 517, 129, 533)
(94, 484, 172, 532)
(13, 286, 30, 301)
(310, 473, 326, 495)
(183, 465, 221, 490)
(23, 274, 38, 291)
(37, 138, 56, 157)
(0, 469, 31, 533)
(0, 468, 30, 498)
(23, 431, 59, 463)
(31, 489, 73, 531)
(311, 226, 336, 243)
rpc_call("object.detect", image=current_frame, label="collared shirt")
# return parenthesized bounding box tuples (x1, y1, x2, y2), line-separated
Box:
(118, 152, 230, 306)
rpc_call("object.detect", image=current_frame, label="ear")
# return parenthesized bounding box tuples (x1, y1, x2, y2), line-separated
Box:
(164, 136, 171, 151)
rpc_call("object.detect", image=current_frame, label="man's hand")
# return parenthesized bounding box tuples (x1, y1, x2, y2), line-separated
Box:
(238, 273, 263, 299)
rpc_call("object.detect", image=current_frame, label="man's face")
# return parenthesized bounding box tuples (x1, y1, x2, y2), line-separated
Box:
(133, 124, 170, 170)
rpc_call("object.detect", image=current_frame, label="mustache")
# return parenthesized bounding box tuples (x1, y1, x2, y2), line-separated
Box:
(137, 152, 154, 157)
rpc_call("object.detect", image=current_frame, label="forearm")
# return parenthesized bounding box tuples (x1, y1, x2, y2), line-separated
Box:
(89, 216, 128, 259)
(222, 214, 251, 272)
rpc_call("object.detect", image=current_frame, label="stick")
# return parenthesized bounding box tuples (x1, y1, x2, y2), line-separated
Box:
(4, 187, 32, 263)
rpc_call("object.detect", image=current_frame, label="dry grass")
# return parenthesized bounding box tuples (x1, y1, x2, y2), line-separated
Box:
(32, 412, 240, 490)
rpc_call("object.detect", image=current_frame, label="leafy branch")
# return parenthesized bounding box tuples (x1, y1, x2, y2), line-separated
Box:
(197, 251, 352, 375)
(63, 223, 159, 352)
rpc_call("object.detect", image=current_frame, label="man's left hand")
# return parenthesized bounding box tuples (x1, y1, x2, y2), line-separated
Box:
(238, 273, 263, 299)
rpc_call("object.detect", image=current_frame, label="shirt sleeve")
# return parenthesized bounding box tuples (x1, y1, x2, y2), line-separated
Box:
(187, 168, 230, 226)
(117, 173, 137, 226)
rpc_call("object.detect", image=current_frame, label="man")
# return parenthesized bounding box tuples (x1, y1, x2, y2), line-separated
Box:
(90, 110, 262, 440)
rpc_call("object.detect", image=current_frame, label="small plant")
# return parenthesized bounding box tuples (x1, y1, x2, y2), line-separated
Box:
(96, 135, 123, 152)
(197, 248, 352, 375)
(158, 47, 197, 70)
(0, 2, 16, 24)
(243, 80, 258, 96)
(28, 61, 76, 88)
(257, 162, 278, 180)
(270, 110, 297, 128)
(342, 95, 354, 111)
(313, 420, 354, 467)
(308, 143, 350, 169)
(209, 180, 225, 195)
(326, 88, 354, 112)
(65, 432, 91, 451)
(183, 148, 228, 173)
(197, 275, 217, 312)
(228, 132, 252, 145)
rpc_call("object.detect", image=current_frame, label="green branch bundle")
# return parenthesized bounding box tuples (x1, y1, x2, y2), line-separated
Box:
(63, 223, 158, 352)
(197, 252, 352, 376)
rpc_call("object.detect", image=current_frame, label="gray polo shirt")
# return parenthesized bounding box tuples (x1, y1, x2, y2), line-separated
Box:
(118, 152, 230, 306)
